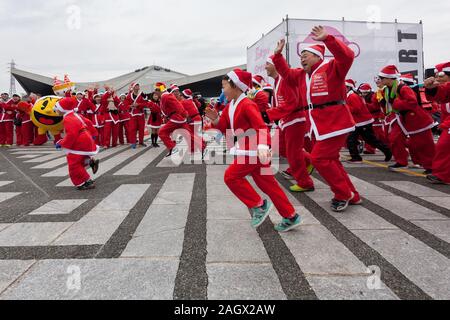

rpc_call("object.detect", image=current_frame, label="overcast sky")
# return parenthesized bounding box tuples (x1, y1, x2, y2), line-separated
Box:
(0, 0, 448, 92)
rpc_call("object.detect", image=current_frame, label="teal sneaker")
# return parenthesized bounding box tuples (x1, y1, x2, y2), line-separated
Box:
(275, 214, 303, 233)
(251, 200, 273, 229)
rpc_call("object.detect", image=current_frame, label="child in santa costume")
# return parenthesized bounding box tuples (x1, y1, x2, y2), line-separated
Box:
(263, 55, 315, 193)
(102, 88, 121, 149)
(53, 98, 100, 190)
(118, 94, 132, 145)
(273, 26, 360, 212)
(378, 65, 436, 173)
(181, 88, 207, 154)
(125, 83, 148, 149)
(345, 79, 392, 163)
(425, 62, 450, 184)
(204, 69, 302, 232)
(147, 92, 163, 148)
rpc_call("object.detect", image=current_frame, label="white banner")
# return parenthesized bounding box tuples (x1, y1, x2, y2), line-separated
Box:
(247, 19, 424, 87)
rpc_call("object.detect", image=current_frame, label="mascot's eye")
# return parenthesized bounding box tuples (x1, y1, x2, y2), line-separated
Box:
(41, 100, 49, 110)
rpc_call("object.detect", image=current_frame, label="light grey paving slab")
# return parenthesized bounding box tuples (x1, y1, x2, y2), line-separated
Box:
(42, 145, 129, 177)
(366, 196, 449, 221)
(28, 200, 88, 216)
(57, 147, 148, 187)
(381, 181, 449, 197)
(349, 176, 392, 196)
(411, 220, 450, 243)
(207, 220, 270, 263)
(306, 275, 398, 300)
(354, 229, 450, 300)
(207, 264, 286, 300)
(122, 174, 195, 258)
(421, 197, 450, 210)
(32, 156, 67, 169)
(0, 181, 13, 188)
(25, 153, 66, 164)
(53, 184, 150, 246)
(17, 155, 41, 159)
(0, 260, 36, 294)
(0, 193, 21, 204)
(0, 224, 11, 232)
(114, 147, 165, 176)
(0, 222, 72, 246)
(208, 195, 250, 220)
(0, 173, 5, 176)
(13, 151, 59, 155)
(156, 150, 190, 168)
(280, 225, 369, 276)
(0, 259, 179, 300)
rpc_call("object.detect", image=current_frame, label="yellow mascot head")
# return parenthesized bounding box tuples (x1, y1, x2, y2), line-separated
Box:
(31, 96, 64, 135)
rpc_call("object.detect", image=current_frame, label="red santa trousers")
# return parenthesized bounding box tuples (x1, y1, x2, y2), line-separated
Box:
(407, 130, 436, 171)
(129, 115, 146, 145)
(224, 157, 296, 218)
(284, 122, 314, 189)
(0, 122, 14, 145)
(119, 121, 131, 145)
(388, 122, 410, 166)
(67, 154, 91, 187)
(159, 121, 191, 150)
(93, 127, 104, 146)
(365, 125, 387, 153)
(432, 129, 450, 183)
(311, 134, 359, 201)
(17, 122, 34, 146)
(187, 123, 206, 153)
(103, 122, 119, 148)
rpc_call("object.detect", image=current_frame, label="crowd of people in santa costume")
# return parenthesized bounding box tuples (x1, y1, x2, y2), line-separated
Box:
(1, 25, 449, 231)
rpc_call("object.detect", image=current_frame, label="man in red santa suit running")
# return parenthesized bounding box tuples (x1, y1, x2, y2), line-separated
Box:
(181, 88, 207, 154)
(345, 79, 392, 163)
(378, 65, 436, 174)
(425, 62, 450, 184)
(204, 69, 303, 232)
(263, 55, 315, 193)
(273, 26, 360, 212)
(54, 97, 100, 190)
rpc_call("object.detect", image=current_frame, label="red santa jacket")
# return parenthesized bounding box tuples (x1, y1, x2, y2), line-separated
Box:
(125, 92, 147, 117)
(273, 35, 356, 141)
(181, 99, 202, 124)
(89, 101, 106, 128)
(75, 98, 95, 117)
(118, 100, 131, 122)
(160, 92, 187, 124)
(252, 90, 270, 113)
(102, 92, 120, 124)
(58, 112, 99, 156)
(266, 76, 307, 130)
(215, 94, 270, 157)
(426, 83, 450, 129)
(0, 99, 17, 122)
(365, 92, 385, 127)
(346, 91, 374, 127)
(16, 101, 32, 124)
(392, 85, 435, 135)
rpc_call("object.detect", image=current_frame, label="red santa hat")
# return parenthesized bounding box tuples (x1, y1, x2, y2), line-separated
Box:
(154, 82, 167, 92)
(400, 74, 416, 84)
(435, 62, 450, 76)
(301, 44, 325, 60)
(54, 97, 77, 114)
(182, 89, 193, 99)
(266, 55, 275, 65)
(345, 79, 357, 89)
(227, 69, 252, 92)
(262, 83, 273, 91)
(379, 65, 401, 79)
(169, 84, 180, 93)
(359, 83, 372, 93)
(252, 75, 265, 87)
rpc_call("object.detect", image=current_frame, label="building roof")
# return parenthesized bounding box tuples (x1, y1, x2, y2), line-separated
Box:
(12, 64, 246, 97)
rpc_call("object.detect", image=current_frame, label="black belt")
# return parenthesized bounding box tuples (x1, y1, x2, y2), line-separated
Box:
(303, 100, 346, 111)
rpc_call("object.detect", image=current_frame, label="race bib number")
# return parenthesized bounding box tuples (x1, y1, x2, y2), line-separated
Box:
(311, 72, 329, 97)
